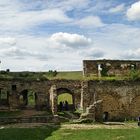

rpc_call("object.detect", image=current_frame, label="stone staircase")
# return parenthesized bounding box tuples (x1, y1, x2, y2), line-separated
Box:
(80, 104, 95, 121)
(80, 100, 103, 121)
(58, 111, 80, 122)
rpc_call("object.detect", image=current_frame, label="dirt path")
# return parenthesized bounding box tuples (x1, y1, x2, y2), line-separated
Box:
(61, 123, 139, 129)
(0, 123, 139, 129)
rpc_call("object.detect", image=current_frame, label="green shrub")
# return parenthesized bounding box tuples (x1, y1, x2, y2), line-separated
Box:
(129, 70, 140, 80)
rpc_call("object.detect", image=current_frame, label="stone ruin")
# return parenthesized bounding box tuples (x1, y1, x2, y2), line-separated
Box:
(83, 60, 140, 77)
(0, 60, 140, 123)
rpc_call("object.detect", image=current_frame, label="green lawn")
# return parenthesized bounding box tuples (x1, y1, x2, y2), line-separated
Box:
(47, 128, 140, 140)
(0, 127, 58, 140)
(1, 127, 140, 140)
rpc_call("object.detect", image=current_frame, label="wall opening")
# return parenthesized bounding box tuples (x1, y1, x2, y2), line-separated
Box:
(103, 112, 109, 122)
(19, 90, 37, 109)
(57, 88, 75, 112)
(12, 85, 17, 91)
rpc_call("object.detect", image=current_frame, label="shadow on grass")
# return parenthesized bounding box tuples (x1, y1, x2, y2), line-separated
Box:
(0, 125, 60, 140)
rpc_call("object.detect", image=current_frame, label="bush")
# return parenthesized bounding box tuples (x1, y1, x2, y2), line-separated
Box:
(0, 71, 8, 74)
(48, 70, 58, 77)
(129, 70, 140, 80)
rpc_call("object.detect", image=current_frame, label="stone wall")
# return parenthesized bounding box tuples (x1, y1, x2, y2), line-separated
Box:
(83, 60, 140, 77)
(1, 78, 140, 121)
(0, 79, 81, 113)
(87, 80, 140, 121)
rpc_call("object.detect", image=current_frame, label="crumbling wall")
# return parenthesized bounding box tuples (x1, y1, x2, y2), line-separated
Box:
(87, 80, 140, 121)
(83, 60, 140, 77)
(1, 78, 140, 122)
(0, 79, 81, 112)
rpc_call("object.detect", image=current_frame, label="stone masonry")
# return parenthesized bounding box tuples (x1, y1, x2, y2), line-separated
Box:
(83, 60, 140, 77)
(1, 78, 140, 121)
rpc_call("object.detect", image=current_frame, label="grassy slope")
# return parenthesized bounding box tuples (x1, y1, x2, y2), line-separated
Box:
(0, 71, 83, 80)
(0, 71, 134, 80)
(48, 71, 83, 80)
(0, 128, 140, 140)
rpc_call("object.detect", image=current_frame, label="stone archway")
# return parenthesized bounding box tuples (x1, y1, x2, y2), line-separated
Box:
(49, 85, 75, 114)
(19, 89, 37, 109)
(57, 88, 75, 112)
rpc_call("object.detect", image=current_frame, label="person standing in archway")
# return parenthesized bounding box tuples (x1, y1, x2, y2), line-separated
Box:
(59, 101, 63, 111)
(65, 100, 69, 111)
(138, 116, 140, 126)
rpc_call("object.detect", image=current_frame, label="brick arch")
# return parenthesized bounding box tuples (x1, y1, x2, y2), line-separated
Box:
(129, 95, 140, 118)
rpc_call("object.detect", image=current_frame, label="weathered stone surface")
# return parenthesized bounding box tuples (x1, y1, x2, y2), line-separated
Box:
(1, 78, 140, 122)
(83, 60, 140, 77)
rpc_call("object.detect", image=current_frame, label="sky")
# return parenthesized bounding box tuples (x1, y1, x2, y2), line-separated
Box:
(0, 0, 140, 71)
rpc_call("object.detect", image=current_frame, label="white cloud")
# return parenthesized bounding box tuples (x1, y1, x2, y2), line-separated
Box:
(50, 32, 92, 48)
(0, 33, 93, 71)
(77, 16, 105, 28)
(0, 47, 48, 60)
(127, 1, 140, 21)
(0, 37, 16, 45)
(0, 8, 72, 31)
(46, 0, 90, 12)
(79, 47, 105, 59)
(109, 4, 125, 13)
(122, 48, 140, 59)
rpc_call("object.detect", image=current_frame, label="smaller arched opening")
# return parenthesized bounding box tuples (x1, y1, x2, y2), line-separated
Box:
(57, 88, 75, 112)
(19, 89, 37, 109)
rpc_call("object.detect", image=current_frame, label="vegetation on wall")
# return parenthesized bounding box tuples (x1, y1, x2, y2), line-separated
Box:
(129, 70, 140, 80)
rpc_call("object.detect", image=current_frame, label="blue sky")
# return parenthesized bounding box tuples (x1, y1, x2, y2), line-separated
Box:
(0, 0, 140, 71)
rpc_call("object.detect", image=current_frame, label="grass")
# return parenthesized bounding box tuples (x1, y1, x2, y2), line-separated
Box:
(54, 71, 83, 80)
(46, 128, 140, 140)
(0, 70, 139, 81)
(0, 111, 21, 117)
(0, 126, 59, 140)
(0, 71, 83, 80)
(1, 127, 140, 140)
(57, 93, 73, 104)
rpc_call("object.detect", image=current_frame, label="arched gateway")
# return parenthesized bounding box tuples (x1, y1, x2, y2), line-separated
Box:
(49, 85, 76, 114)
(57, 88, 75, 111)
